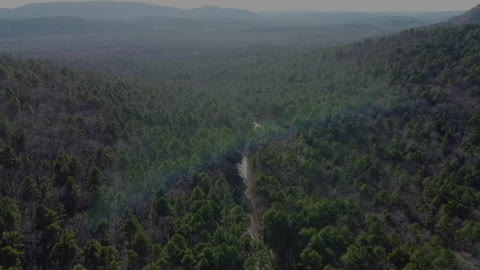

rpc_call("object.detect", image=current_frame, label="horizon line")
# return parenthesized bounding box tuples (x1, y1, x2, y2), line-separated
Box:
(0, 1, 467, 13)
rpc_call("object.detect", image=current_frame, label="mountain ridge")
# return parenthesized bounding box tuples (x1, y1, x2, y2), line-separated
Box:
(0, 1, 259, 20)
(449, 4, 480, 24)
(0, 16, 149, 37)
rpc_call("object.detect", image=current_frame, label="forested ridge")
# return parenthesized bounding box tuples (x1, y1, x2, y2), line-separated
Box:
(1, 4, 480, 270)
(250, 21, 480, 269)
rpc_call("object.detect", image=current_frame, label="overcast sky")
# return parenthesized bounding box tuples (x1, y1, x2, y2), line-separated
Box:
(0, 0, 477, 11)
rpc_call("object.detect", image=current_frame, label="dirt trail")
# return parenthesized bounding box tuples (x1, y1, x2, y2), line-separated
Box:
(238, 122, 263, 240)
(238, 154, 262, 240)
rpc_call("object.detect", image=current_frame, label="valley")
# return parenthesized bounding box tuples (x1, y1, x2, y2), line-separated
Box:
(1, 1, 480, 270)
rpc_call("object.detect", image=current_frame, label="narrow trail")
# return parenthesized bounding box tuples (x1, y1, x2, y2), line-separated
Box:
(238, 122, 263, 240)
(238, 154, 262, 240)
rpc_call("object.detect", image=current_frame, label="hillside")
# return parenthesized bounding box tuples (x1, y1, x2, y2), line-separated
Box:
(449, 4, 480, 24)
(251, 22, 480, 269)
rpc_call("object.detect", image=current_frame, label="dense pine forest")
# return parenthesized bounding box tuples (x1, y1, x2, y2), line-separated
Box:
(1, 2, 480, 270)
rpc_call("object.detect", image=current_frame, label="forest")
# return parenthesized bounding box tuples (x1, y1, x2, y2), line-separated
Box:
(1, 1, 480, 270)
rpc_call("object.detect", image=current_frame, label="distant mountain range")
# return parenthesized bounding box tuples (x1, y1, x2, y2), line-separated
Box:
(0, 1, 259, 20)
(0, 1, 466, 23)
(0, 16, 148, 37)
(0, 1, 471, 39)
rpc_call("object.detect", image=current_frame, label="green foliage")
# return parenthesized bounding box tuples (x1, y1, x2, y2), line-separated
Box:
(404, 237, 456, 270)
(0, 245, 23, 268)
(0, 197, 20, 232)
(131, 231, 152, 259)
(85, 239, 120, 270)
(247, 24, 480, 268)
(72, 265, 89, 270)
(152, 197, 172, 221)
(124, 214, 142, 242)
(50, 231, 82, 268)
(243, 240, 273, 270)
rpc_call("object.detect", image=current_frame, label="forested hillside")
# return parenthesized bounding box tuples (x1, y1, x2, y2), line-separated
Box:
(1, 2, 480, 270)
(449, 4, 480, 24)
(249, 20, 480, 269)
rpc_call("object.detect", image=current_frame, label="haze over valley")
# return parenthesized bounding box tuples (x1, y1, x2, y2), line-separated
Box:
(0, 1, 462, 73)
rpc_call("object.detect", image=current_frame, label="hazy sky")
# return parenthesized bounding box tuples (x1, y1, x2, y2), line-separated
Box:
(0, 0, 477, 12)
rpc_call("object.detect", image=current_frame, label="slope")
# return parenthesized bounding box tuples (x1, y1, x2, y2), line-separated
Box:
(251, 16, 480, 270)
(449, 4, 480, 24)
